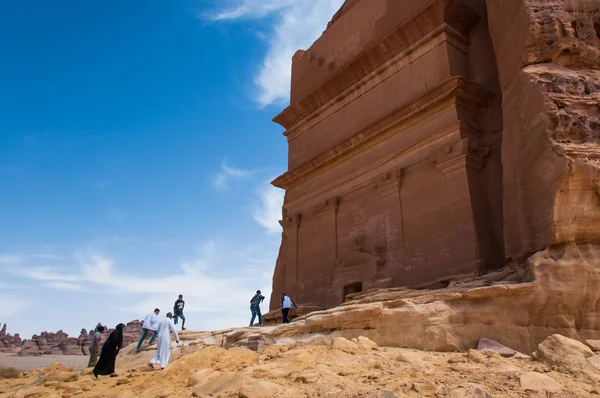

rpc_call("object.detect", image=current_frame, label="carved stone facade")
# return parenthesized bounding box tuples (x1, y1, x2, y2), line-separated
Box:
(269, 0, 507, 310)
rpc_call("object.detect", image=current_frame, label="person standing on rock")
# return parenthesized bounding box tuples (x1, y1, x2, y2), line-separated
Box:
(93, 323, 126, 378)
(281, 293, 297, 324)
(87, 325, 105, 368)
(136, 308, 160, 352)
(148, 312, 180, 370)
(249, 290, 265, 327)
(173, 294, 186, 331)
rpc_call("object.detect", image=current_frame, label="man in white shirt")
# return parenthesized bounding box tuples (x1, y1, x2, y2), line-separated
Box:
(280, 293, 297, 324)
(136, 308, 160, 352)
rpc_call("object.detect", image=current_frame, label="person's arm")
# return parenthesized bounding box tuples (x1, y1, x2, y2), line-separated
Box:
(173, 301, 177, 312)
(292, 299, 297, 308)
(260, 295, 265, 303)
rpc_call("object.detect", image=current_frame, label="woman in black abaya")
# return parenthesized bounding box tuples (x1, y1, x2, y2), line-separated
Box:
(93, 323, 125, 378)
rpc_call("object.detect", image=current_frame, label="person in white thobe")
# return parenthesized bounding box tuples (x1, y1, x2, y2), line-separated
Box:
(148, 313, 180, 369)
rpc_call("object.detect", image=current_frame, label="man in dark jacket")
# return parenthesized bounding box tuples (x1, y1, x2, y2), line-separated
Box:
(249, 290, 265, 327)
(173, 294, 186, 331)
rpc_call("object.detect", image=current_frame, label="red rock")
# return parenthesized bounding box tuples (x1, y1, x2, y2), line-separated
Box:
(0, 323, 22, 353)
(266, 0, 600, 351)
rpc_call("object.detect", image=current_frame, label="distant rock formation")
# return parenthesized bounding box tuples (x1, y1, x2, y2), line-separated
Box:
(16, 320, 143, 356)
(0, 323, 22, 353)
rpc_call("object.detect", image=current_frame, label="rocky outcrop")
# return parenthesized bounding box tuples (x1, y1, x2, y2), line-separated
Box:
(16, 320, 143, 356)
(0, 323, 22, 353)
(266, 0, 600, 354)
(2, 333, 599, 397)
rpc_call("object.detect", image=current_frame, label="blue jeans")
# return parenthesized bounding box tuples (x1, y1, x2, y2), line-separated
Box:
(250, 304, 262, 327)
(136, 328, 158, 350)
(173, 313, 185, 325)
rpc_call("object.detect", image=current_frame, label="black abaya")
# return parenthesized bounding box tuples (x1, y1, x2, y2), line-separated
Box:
(93, 324, 124, 376)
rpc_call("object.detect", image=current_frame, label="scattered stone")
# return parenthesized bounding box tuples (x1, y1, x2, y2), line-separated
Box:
(294, 371, 320, 384)
(519, 372, 564, 392)
(239, 381, 282, 398)
(447, 383, 493, 398)
(480, 349, 501, 359)
(367, 391, 400, 398)
(448, 356, 468, 364)
(467, 349, 486, 363)
(537, 334, 599, 382)
(115, 378, 132, 386)
(357, 336, 379, 350)
(588, 355, 600, 370)
(187, 369, 213, 387)
(332, 337, 359, 354)
(586, 340, 600, 352)
(477, 338, 519, 357)
(411, 382, 437, 396)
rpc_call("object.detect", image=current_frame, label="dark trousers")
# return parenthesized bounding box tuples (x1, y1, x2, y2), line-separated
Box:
(250, 304, 262, 327)
(282, 308, 290, 324)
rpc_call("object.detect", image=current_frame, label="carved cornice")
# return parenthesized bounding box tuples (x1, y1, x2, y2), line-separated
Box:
(272, 77, 493, 190)
(279, 214, 301, 231)
(275, 0, 480, 130)
(373, 169, 403, 199)
(430, 139, 490, 174)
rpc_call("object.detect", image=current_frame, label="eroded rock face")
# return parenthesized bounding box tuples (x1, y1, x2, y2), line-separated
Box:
(267, 0, 600, 350)
(0, 323, 22, 353)
(15, 320, 143, 356)
(3, 332, 598, 397)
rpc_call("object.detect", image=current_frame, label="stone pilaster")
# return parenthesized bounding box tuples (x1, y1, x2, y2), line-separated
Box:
(280, 214, 301, 293)
(316, 197, 339, 272)
(431, 139, 490, 269)
(372, 168, 405, 274)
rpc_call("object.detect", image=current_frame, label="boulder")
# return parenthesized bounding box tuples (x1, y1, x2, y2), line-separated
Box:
(536, 334, 599, 382)
(519, 372, 564, 392)
(586, 340, 600, 352)
(477, 338, 518, 357)
(331, 337, 359, 354)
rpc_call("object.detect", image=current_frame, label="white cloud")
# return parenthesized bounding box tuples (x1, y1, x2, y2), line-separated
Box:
(211, 162, 251, 191)
(209, 0, 345, 107)
(253, 181, 284, 234)
(0, 297, 28, 318)
(6, 242, 276, 324)
(0, 254, 22, 264)
(209, 0, 298, 20)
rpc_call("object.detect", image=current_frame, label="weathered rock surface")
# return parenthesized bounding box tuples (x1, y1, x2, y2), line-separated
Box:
(0, 324, 22, 353)
(266, 0, 600, 359)
(1, 332, 598, 398)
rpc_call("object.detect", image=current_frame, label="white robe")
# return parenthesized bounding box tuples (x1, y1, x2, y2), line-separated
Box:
(149, 317, 179, 368)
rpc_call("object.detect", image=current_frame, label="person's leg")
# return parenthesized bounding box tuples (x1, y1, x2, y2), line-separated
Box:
(282, 308, 289, 323)
(250, 306, 257, 327)
(180, 313, 186, 330)
(137, 329, 149, 351)
(149, 331, 158, 344)
(87, 347, 98, 368)
(173, 314, 179, 325)
(257, 308, 263, 327)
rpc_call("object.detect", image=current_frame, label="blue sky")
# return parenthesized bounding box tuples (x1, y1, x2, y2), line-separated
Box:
(0, 0, 344, 338)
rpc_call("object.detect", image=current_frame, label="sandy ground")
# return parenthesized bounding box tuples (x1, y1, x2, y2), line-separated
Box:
(0, 353, 89, 371)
